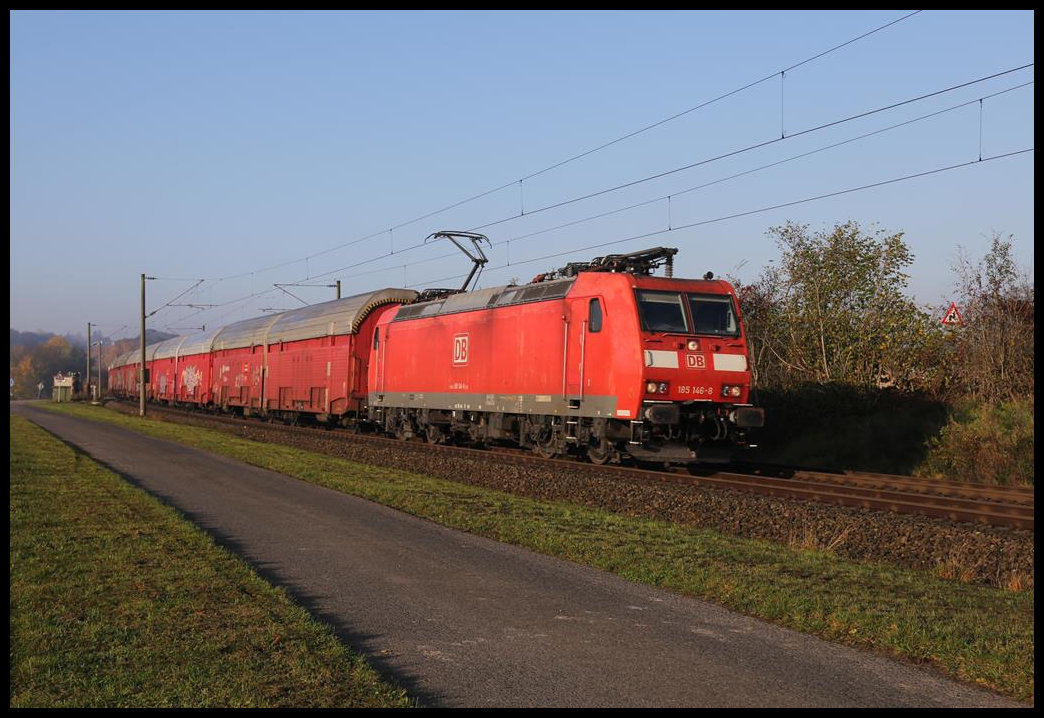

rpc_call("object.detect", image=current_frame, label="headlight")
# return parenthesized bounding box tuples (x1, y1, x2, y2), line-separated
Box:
(687, 340, 699, 351)
(646, 381, 669, 394)
(721, 385, 743, 398)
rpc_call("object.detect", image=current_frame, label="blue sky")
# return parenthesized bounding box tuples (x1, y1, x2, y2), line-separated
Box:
(10, 10, 1034, 338)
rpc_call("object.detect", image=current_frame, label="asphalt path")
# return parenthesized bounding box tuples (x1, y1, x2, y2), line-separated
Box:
(10, 402, 1028, 708)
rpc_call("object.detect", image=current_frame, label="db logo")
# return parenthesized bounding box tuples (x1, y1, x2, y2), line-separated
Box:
(686, 353, 706, 369)
(453, 334, 470, 365)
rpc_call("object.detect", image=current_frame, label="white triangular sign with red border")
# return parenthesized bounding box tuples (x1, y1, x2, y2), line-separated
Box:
(941, 302, 963, 325)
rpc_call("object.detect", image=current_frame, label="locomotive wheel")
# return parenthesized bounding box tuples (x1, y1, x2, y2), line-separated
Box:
(533, 441, 557, 459)
(587, 438, 614, 465)
(393, 418, 411, 441)
(425, 424, 445, 445)
(532, 429, 558, 459)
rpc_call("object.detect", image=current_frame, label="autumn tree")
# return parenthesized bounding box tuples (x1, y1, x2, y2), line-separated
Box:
(9, 335, 78, 399)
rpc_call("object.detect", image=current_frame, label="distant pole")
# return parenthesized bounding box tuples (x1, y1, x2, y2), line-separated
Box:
(140, 273, 146, 417)
(86, 322, 92, 399)
(96, 340, 103, 402)
(336, 280, 341, 299)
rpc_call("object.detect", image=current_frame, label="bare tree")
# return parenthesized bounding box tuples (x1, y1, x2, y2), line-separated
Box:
(947, 232, 1034, 402)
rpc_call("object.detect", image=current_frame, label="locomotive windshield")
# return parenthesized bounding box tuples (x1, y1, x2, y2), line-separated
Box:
(688, 294, 739, 337)
(636, 291, 689, 333)
(636, 290, 739, 337)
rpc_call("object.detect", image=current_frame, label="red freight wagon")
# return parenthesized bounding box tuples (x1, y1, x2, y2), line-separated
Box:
(370, 247, 763, 464)
(109, 334, 214, 407)
(108, 288, 418, 424)
(174, 328, 222, 407)
(261, 290, 415, 422)
(108, 349, 139, 399)
(148, 336, 187, 404)
(210, 314, 278, 415)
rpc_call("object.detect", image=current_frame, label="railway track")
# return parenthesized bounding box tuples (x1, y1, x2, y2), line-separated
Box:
(109, 401, 1034, 531)
(455, 449, 1034, 531)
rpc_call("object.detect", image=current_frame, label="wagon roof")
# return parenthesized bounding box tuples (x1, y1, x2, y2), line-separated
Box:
(111, 288, 418, 364)
(266, 287, 418, 344)
(211, 314, 282, 352)
(150, 335, 188, 361)
(176, 327, 225, 357)
(109, 350, 137, 370)
(207, 287, 418, 350)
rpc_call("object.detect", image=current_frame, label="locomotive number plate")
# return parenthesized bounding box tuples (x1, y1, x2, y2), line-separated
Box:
(676, 385, 715, 396)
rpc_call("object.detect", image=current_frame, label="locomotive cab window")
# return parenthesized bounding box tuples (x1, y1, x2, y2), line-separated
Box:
(636, 291, 689, 333)
(588, 298, 603, 333)
(688, 294, 739, 337)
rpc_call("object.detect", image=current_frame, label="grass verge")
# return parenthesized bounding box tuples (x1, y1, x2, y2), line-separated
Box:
(10, 416, 413, 708)
(915, 397, 1035, 486)
(24, 403, 1037, 703)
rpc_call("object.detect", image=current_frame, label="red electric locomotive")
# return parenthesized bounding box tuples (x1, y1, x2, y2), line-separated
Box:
(369, 244, 764, 464)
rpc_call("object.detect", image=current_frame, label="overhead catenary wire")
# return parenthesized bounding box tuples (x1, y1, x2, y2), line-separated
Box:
(270, 75, 1032, 289)
(150, 84, 1034, 332)
(396, 148, 1035, 290)
(140, 43, 1032, 330)
(155, 143, 1032, 332)
(145, 279, 205, 318)
(517, 11, 926, 183)
(484, 81, 1034, 244)
(177, 11, 927, 287)
(470, 65, 1034, 233)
